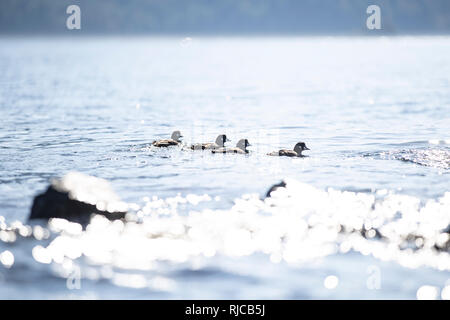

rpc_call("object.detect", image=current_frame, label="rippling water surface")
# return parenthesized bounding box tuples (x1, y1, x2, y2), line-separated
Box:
(0, 36, 449, 299)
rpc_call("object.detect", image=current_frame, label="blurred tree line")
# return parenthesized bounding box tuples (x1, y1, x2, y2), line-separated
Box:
(0, 0, 449, 34)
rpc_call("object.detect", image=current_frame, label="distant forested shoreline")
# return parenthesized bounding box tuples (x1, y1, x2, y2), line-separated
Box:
(1, 0, 449, 35)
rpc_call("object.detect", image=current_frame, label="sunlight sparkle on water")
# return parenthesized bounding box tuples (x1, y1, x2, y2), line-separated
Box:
(324, 275, 339, 289)
(416, 285, 439, 300)
(20, 179, 450, 278)
(0, 250, 14, 268)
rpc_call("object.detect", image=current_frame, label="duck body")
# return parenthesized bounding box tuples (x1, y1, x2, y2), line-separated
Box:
(212, 147, 248, 154)
(212, 139, 251, 154)
(267, 142, 309, 157)
(268, 149, 300, 157)
(152, 139, 180, 147)
(191, 134, 229, 150)
(152, 131, 183, 148)
(191, 142, 220, 150)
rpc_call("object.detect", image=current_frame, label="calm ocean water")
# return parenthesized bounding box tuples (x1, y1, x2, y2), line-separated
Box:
(0, 36, 449, 299)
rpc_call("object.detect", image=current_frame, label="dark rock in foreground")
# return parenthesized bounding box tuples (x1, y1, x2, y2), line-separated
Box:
(29, 172, 127, 226)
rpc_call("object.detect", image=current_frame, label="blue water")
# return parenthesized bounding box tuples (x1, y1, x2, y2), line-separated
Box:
(0, 36, 449, 299)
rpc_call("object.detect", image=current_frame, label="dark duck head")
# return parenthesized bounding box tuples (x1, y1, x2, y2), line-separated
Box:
(293, 142, 310, 156)
(236, 139, 251, 151)
(216, 134, 230, 147)
(171, 131, 183, 142)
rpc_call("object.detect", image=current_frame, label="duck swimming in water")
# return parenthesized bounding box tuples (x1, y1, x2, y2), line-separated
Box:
(152, 131, 183, 147)
(190, 134, 230, 150)
(267, 142, 310, 157)
(212, 139, 251, 154)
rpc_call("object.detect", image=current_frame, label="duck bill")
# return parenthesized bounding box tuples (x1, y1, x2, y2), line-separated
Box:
(304, 147, 310, 150)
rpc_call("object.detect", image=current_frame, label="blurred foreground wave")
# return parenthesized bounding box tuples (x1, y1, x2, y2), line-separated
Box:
(1, 178, 450, 298)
